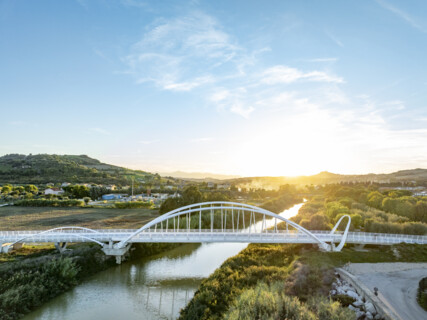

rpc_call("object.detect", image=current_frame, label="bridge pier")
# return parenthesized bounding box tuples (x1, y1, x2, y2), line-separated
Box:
(101, 242, 131, 264)
(54, 242, 68, 254)
(0, 244, 11, 253)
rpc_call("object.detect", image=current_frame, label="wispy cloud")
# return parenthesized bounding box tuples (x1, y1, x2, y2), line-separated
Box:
(89, 127, 110, 135)
(376, 0, 427, 33)
(123, 11, 241, 91)
(122, 11, 346, 119)
(261, 65, 344, 84)
(325, 30, 344, 47)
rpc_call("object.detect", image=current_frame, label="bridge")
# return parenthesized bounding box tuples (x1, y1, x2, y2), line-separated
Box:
(1, 202, 426, 263)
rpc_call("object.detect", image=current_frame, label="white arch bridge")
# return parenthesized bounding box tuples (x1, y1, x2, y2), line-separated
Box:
(1, 202, 426, 263)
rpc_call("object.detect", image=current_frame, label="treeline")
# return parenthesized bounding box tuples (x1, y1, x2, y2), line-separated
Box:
(290, 184, 427, 235)
(160, 185, 302, 215)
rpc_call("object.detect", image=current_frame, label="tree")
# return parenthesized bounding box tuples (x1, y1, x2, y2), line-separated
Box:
(24, 184, 38, 193)
(1, 185, 11, 194)
(182, 186, 202, 205)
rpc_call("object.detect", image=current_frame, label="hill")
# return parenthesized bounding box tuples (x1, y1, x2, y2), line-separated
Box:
(0, 154, 155, 185)
(160, 171, 240, 180)
(223, 169, 427, 189)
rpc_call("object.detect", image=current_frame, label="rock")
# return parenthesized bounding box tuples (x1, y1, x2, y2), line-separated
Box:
(346, 290, 360, 299)
(337, 288, 345, 295)
(348, 305, 358, 312)
(374, 314, 382, 320)
(342, 285, 352, 292)
(365, 302, 376, 315)
(366, 311, 374, 319)
(356, 310, 365, 319)
(330, 289, 337, 295)
(352, 299, 364, 307)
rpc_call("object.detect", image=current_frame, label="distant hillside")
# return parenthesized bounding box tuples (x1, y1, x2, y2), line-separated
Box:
(160, 171, 241, 180)
(224, 169, 427, 189)
(0, 154, 155, 184)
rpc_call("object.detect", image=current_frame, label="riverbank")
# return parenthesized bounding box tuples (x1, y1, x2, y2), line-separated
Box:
(0, 242, 182, 320)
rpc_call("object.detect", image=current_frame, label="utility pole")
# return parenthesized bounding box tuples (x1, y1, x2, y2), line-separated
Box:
(132, 177, 134, 197)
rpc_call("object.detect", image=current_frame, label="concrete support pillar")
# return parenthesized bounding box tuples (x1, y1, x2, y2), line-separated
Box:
(355, 244, 365, 250)
(54, 242, 68, 254)
(1, 244, 11, 254)
(101, 243, 131, 264)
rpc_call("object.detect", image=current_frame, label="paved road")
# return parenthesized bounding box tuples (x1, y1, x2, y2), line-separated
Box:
(347, 263, 427, 320)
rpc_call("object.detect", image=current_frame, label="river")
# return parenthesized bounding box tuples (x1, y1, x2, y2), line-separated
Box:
(23, 202, 303, 320)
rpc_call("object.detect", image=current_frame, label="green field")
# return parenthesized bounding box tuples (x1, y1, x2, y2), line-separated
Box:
(0, 206, 158, 230)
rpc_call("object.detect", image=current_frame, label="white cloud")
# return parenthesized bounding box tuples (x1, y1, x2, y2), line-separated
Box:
(261, 65, 344, 85)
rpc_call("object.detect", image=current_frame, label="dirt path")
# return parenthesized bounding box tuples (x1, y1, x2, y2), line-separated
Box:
(346, 263, 427, 320)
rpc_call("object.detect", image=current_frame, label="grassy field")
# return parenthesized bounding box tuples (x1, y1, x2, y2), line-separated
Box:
(0, 206, 159, 230)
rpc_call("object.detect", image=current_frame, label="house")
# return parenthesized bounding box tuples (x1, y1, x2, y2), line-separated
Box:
(61, 182, 71, 188)
(207, 182, 215, 188)
(44, 188, 64, 196)
(106, 185, 117, 191)
(217, 183, 231, 190)
(102, 194, 122, 200)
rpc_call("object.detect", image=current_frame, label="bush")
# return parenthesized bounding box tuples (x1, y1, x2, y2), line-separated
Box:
(114, 201, 153, 209)
(14, 199, 84, 207)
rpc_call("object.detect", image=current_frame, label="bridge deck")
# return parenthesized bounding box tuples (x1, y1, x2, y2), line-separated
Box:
(1, 230, 426, 246)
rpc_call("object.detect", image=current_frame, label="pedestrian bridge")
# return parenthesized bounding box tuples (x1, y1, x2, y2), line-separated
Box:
(1, 201, 426, 263)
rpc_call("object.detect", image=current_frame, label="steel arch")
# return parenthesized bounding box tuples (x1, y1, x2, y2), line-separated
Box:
(116, 201, 331, 250)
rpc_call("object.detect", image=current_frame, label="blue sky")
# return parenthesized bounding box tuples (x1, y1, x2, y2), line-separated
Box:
(1, 0, 427, 176)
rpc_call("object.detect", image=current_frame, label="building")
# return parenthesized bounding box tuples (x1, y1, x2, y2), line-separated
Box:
(106, 185, 117, 191)
(217, 183, 231, 190)
(102, 194, 122, 200)
(61, 182, 71, 188)
(44, 188, 64, 196)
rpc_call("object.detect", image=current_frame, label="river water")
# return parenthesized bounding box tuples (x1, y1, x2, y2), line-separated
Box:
(23, 203, 303, 320)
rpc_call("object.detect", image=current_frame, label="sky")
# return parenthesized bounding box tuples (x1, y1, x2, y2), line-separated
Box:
(1, 0, 427, 177)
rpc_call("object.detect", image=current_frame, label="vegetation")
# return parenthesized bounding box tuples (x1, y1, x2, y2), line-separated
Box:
(290, 185, 427, 235)
(223, 282, 354, 320)
(14, 199, 84, 207)
(418, 277, 427, 311)
(0, 154, 155, 184)
(113, 201, 154, 209)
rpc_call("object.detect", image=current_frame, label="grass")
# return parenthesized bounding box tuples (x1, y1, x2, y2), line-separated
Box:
(0, 206, 159, 230)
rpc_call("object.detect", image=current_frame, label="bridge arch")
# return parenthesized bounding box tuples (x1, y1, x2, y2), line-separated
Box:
(2, 226, 104, 253)
(116, 201, 331, 251)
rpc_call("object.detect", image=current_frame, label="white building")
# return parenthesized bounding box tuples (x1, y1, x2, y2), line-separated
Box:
(44, 188, 64, 196)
